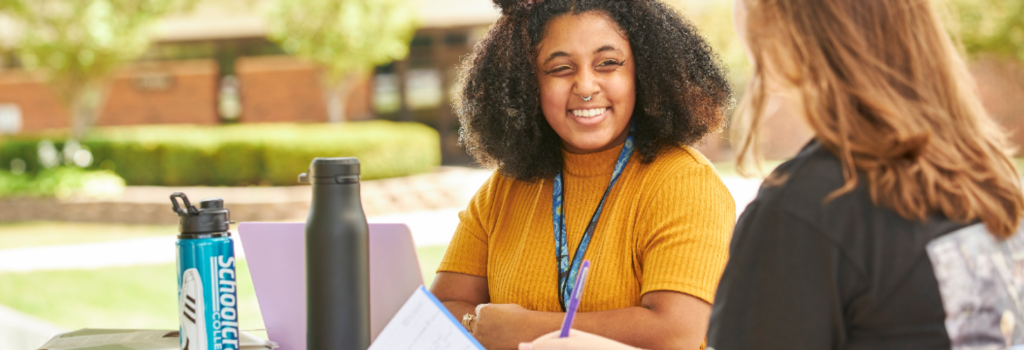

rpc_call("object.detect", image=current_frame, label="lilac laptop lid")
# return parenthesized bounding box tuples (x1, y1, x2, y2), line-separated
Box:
(238, 222, 425, 350)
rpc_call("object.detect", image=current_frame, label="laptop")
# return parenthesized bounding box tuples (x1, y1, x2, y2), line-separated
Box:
(238, 222, 425, 350)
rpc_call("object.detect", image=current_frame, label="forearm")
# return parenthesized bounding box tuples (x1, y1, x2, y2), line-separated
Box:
(443, 301, 481, 321)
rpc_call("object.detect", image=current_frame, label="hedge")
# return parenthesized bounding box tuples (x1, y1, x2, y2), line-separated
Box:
(0, 167, 126, 199)
(0, 121, 442, 186)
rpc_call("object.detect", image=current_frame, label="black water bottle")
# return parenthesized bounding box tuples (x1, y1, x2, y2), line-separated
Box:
(299, 157, 370, 350)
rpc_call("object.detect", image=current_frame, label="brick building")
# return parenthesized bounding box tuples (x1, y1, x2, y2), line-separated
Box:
(0, 0, 498, 163)
(99, 60, 221, 126)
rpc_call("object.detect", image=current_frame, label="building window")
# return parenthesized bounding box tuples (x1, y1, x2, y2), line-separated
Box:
(406, 68, 442, 111)
(0, 104, 22, 134)
(444, 33, 468, 47)
(373, 73, 401, 114)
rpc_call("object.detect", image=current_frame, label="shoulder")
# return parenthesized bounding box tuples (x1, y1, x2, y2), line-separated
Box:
(473, 168, 548, 209)
(637, 145, 728, 191)
(644, 144, 717, 173)
(750, 141, 960, 244)
(634, 145, 725, 187)
(633, 145, 735, 214)
(753, 141, 849, 222)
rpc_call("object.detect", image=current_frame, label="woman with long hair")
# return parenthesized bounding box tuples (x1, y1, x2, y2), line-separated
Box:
(431, 0, 735, 349)
(520, 0, 1024, 349)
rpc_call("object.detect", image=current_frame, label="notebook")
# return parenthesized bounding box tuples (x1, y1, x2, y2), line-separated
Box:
(368, 286, 484, 350)
(238, 222, 425, 350)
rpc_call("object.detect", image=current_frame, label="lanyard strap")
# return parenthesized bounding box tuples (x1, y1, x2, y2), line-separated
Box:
(553, 124, 635, 311)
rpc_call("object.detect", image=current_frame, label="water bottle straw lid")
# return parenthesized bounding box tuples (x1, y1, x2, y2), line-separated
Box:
(170, 192, 231, 234)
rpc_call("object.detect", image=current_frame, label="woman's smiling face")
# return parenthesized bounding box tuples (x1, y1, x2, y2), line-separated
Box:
(535, 11, 636, 154)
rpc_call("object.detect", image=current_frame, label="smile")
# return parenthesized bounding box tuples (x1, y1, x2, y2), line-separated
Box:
(570, 108, 609, 118)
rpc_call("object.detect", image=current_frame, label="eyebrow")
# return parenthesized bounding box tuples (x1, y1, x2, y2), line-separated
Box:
(541, 45, 624, 65)
(542, 51, 570, 65)
(594, 45, 622, 55)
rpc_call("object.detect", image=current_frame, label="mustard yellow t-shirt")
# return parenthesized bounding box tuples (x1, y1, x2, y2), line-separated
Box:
(438, 144, 735, 313)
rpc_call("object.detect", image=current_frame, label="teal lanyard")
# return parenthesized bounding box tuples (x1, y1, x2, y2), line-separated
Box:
(553, 124, 635, 311)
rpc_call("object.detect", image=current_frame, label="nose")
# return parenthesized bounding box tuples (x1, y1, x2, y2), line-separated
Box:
(573, 67, 599, 100)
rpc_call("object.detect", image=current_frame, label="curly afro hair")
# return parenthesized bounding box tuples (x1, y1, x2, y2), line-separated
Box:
(454, 0, 732, 182)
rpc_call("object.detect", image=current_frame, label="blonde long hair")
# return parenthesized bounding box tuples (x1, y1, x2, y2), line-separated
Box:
(733, 0, 1024, 238)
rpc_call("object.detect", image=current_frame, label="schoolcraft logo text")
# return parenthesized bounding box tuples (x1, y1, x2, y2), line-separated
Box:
(211, 256, 240, 350)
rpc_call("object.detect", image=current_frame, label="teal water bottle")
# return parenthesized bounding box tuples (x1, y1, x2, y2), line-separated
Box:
(172, 193, 239, 350)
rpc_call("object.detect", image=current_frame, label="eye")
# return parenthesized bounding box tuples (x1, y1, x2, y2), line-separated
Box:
(543, 65, 574, 75)
(596, 59, 625, 71)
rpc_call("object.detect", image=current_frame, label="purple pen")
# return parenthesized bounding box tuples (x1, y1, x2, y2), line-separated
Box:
(559, 260, 591, 338)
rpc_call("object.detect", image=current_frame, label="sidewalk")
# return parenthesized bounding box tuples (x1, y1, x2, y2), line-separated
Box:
(0, 304, 65, 350)
(0, 176, 762, 273)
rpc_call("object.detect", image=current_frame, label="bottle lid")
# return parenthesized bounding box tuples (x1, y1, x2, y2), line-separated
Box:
(170, 192, 231, 234)
(298, 157, 361, 184)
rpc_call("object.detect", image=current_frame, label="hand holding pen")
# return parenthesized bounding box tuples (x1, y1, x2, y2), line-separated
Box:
(560, 260, 591, 337)
(518, 260, 643, 350)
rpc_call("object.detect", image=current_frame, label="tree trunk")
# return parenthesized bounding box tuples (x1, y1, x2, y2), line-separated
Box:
(68, 83, 106, 139)
(396, 59, 410, 121)
(326, 85, 344, 123)
(324, 73, 361, 123)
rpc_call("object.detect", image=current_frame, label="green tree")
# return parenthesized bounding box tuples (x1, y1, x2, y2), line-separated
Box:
(3, 0, 196, 138)
(266, 0, 419, 122)
(0, 0, 22, 12)
(675, 0, 751, 90)
(950, 0, 1024, 60)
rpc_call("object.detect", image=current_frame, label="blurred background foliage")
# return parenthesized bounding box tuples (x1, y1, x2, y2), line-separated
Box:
(0, 167, 124, 199)
(949, 0, 1024, 60)
(674, 0, 752, 92)
(0, 121, 440, 191)
(266, 0, 418, 123)
(673, 0, 1024, 90)
(1, 0, 199, 138)
(0, 0, 419, 136)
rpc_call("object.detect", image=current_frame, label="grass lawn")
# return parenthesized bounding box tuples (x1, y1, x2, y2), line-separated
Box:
(0, 222, 173, 250)
(0, 246, 449, 332)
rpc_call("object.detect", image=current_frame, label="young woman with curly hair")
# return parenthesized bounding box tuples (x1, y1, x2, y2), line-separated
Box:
(428, 0, 735, 349)
(521, 0, 1024, 349)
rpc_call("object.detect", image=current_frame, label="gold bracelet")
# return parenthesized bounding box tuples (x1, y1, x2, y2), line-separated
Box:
(462, 313, 476, 333)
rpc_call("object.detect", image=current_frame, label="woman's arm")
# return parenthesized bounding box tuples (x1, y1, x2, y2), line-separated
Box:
(432, 271, 491, 327)
(476, 290, 708, 350)
(433, 272, 709, 350)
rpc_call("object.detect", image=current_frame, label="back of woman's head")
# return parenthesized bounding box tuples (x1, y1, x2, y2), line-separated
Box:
(455, 0, 732, 181)
(734, 0, 1024, 238)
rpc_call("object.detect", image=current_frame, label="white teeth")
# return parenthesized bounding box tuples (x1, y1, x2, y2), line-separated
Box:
(572, 108, 607, 118)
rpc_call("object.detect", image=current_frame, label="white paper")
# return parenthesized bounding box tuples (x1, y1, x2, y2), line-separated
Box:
(368, 286, 485, 350)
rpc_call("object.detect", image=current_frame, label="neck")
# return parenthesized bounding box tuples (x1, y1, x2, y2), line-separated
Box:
(562, 122, 632, 154)
(563, 138, 626, 154)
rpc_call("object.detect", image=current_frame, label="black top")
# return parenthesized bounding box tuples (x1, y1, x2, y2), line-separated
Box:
(707, 140, 973, 350)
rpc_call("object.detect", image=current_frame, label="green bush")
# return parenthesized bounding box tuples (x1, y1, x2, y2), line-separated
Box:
(0, 167, 126, 199)
(0, 121, 441, 186)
